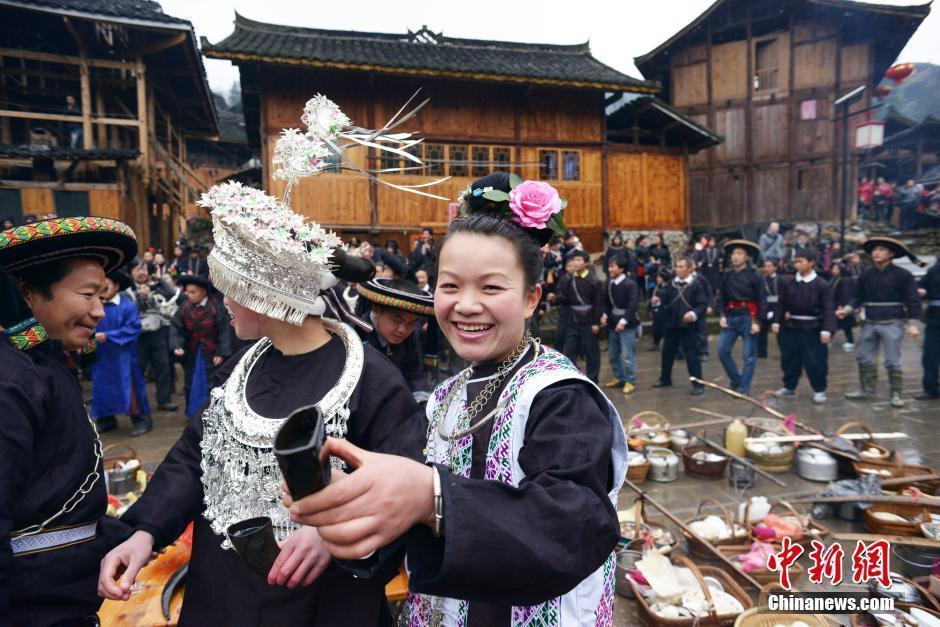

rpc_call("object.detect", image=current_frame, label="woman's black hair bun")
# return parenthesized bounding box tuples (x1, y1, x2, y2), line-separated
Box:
(462, 173, 554, 246)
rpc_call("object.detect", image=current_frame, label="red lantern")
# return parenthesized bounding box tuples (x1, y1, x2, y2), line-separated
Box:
(885, 63, 915, 85)
(874, 85, 892, 98)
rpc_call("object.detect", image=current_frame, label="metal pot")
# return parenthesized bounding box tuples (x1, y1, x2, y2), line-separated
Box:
(106, 462, 140, 496)
(797, 448, 838, 482)
(670, 429, 691, 452)
(646, 447, 680, 482)
(728, 459, 756, 489)
(893, 544, 940, 578)
(615, 550, 643, 598)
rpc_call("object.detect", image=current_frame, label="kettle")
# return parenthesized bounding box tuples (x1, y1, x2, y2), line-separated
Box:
(646, 447, 680, 482)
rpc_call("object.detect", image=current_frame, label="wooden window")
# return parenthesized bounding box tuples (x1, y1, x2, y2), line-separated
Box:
(471, 145, 490, 177)
(404, 144, 423, 174)
(425, 143, 444, 176)
(561, 151, 581, 181)
(538, 149, 559, 180)
(754, 38, 780, 92)
(449, 145, 468, 177)
(380, 150, 400, 172)
(493, 147, 512, 171)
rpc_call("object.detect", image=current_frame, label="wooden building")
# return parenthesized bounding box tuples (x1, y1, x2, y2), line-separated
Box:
(635, 0, 930, 229)
(203, 17, 720, 249)
(0, 0, 218, 250)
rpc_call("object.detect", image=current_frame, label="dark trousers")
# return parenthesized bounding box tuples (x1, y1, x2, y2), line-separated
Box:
(183, 353, 218, 408)
(138, 329, 172, 406)
(660, 326, 703, 388)
(924, 322, 940, 396)
(757, 319, 771, 357)
(780, 327, 828, 392)
(837, 315, 855, 344)
(900, 202, 918, 231)
(564, 322, 600, 382)
(555, 308, 571, 352)
(698, 316, 709, 357)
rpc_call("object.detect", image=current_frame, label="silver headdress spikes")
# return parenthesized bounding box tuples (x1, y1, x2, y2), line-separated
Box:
(198, 92, 446, 326)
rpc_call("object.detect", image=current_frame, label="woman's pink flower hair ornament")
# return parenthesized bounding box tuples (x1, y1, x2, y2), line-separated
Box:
(457, 173, 567, 237)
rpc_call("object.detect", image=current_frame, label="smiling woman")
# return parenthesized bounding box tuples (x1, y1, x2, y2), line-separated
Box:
(0, 216, 139, 626)
(286, 173, 629, 627)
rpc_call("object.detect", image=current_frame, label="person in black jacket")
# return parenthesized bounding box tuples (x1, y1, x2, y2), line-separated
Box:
(829, 261, 856, 351)
(653, 256, 709, 395)
(840, 237, 922, 408)
(771, 250, 837, 404)
(917, 260, 940, 400)
(717, 240, 765, 394)
(601, 254, 639, 394)
(170, 275, 233, 410)
(757, 259, 784, 358)
(552, 250, 604, 382)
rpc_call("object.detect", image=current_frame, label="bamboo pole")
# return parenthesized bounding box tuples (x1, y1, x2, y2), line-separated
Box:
(622, 479, 764, 591)
(746, 432, 908, 444)
(688, 378, 859, 461)
(627, 417, 734, 436)
(693, 434, 788, 487)
(784, 493, 940, 507)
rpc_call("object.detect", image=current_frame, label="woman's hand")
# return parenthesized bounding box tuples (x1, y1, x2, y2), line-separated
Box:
(286, 438, 434, 560)
(267, 526, 331, 588)
(98, 530, 155, 600)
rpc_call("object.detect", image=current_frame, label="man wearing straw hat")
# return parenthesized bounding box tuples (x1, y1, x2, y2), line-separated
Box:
(840, 236, 922, 407)
(0, 216, 138, 625)
(716, 240, 765, 394)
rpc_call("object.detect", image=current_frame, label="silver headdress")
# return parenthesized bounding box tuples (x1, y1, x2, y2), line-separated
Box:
(198, 92, 446, 326)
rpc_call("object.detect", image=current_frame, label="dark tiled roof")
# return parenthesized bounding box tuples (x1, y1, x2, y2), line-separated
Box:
(606, 95, 722, 152)
(0, 0, 190, 26)
(0, 144, 138, 160)
(217, 110, 247, 145)
(203, 15, 658, 93)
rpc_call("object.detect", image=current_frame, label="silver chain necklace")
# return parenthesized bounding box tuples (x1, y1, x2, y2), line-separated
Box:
(424, 333, 536, 464)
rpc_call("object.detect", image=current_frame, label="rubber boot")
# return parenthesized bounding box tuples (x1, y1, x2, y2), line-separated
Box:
(888, 369, 905, 408)
(845, 365, 877, 400)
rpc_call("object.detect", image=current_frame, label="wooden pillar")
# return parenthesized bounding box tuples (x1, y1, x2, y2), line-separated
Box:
(95, 88, 107, 148)
(366, 73, 377, 231)
(744, 7, 754, 226)
(135, 57, 149, 184)
(786, 12, 797, 220)
(601, 94, 609, 234)
(79, 56, 93, 149)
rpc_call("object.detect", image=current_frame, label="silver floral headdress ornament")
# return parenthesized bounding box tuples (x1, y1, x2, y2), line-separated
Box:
(198, 92, 447, 327)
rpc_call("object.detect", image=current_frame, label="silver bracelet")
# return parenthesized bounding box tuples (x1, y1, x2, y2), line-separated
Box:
(431, 465, 444, 537)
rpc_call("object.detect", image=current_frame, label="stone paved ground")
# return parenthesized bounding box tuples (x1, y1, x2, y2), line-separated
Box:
(98, 329, 939, 625)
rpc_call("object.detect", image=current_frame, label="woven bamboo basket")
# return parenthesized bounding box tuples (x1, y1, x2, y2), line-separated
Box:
(743, 420, 795, 473)
(628, 454, 653, 483)
(681, 498, 750, 559)
(853, 451, 940, 495)
(621, 499, 680, 555)
(733, 584, 828, 627)
(863, 501, 940, 536)
(683, 443, 730, 480)
(852, 577, 940, 627)
(102, 443, 138, 469)
(629, 411, 673, 449)
(837, 420, 892, 459)
(631, 555, 753, 627)
(748, 500, 830, 547)
(717, 544, 805, 585)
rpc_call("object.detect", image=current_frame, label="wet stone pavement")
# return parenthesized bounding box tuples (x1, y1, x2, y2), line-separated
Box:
(98, 330, 939, 625)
